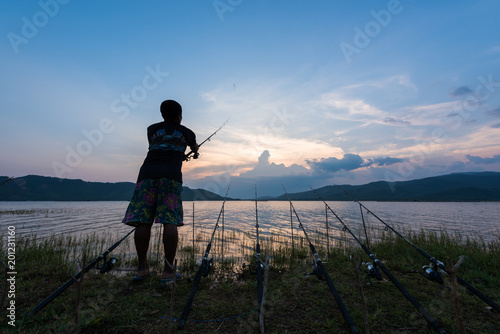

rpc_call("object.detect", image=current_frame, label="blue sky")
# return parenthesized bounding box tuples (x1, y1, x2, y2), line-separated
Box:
(1, 0, 500, 199)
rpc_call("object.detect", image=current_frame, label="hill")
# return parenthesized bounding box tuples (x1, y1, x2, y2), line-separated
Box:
(273, 172, 500, 201)
(2, 172, 500, 202)
(0, 175, 228, 201)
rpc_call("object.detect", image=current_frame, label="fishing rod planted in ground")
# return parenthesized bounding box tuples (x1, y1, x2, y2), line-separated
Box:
(312, 188, 448, 334)
(24, 228, 135, 318)
(184, 118, 229, 161)
(336, 185, 500, 312)
(282, 185, 359, 334)
(178, 185, 230, 330)
(254, 185, 264, 321)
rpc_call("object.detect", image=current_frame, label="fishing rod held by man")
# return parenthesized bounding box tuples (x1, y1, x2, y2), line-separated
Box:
(184, 118, 229, 161)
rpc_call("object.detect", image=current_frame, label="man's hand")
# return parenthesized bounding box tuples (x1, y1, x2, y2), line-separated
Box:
(184, 143, 200, 161)
(191, 143, 199, 159)
(191, 143, 199, 154)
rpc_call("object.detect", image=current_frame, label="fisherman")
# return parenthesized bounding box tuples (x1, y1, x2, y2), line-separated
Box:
(122, 100, 198, 283)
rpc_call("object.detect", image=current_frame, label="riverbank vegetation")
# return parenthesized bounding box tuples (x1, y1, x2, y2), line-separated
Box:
(1, 226, 499, 333)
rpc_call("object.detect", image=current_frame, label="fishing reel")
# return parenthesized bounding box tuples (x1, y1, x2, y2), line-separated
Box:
(201, 258, 213, 277)
(363, 262, 382, 284)
(184, 152, 200, 161)
(306, 260, 324, 280)
(419, 263, 445, 284)
(97, 256, 118, 274)
(242, 256, 265, 275)
(242, 262, 255, 274)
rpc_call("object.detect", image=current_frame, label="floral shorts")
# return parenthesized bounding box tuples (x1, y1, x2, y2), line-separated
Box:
(122, 178, 184, 226)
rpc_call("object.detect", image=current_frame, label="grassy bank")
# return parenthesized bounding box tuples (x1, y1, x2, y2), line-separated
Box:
(1, 227, 499, 333)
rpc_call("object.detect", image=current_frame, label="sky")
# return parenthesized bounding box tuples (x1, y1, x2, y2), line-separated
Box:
(1, 0, 500, 199)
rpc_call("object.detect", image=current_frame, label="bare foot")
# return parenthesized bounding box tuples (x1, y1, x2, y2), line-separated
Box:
(162, 259, 177, 279)
(136, 264, 150, 277)
(161, 270, 177, 280)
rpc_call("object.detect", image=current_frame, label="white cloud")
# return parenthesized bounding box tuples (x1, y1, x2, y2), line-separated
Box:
(201, 92, 217, 103)
(397, 101, 460, 127)
(344, 74, 418, 93)
(240, 150, 309, 177)
(316, 93, 385, 119)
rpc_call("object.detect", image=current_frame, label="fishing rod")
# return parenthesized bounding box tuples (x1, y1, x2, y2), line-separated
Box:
(254, 185, 264, 321)
(282, 185, 359, 334)
(336, 185, 500, 312)
(0, 177, 13, 186)
(24, 228, 135, 318)
(178, 185, 231, 330)
(311, 188, 448, 334)
(184, 118, 229, 161)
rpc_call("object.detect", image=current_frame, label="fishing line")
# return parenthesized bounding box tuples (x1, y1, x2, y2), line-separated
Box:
(282, 185, 359, 334)
(336, 184, 500, 312)
(312, 188, 448, 334)
(178, 185, 231, 330)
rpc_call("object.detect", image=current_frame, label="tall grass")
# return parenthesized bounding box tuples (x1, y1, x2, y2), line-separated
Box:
(2, 220, 498, 278)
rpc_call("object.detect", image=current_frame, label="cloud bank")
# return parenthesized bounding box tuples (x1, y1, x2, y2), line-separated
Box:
(188, 150, 408, 198)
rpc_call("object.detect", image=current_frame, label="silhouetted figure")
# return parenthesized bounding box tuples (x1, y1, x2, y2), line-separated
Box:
(122, 100, 198, 282)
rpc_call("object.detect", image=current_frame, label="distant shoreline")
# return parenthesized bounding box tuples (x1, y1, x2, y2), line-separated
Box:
(2, 172, 500, 201)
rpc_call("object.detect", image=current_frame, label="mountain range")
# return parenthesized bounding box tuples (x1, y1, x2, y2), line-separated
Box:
(1, 172, 500, 201)
(0, 175, 226, 201)
(273, 172, 500, 202)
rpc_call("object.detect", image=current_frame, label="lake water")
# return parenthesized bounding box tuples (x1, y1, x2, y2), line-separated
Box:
(1, 201, 499, 258)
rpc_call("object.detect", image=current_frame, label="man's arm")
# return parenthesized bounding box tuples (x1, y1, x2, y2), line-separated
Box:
(190, 142, 199, 159)
(190, 142, 199, 153)
(183, 135, 199, 161)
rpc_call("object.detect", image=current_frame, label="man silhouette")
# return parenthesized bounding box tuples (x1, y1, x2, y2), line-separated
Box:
(122, 100, 198, 282)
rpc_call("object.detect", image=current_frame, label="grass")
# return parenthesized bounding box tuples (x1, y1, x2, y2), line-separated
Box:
(1, 225, 500, 333)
